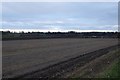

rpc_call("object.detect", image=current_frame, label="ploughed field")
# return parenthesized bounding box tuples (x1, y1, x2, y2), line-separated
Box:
(2, 38, 118, 78)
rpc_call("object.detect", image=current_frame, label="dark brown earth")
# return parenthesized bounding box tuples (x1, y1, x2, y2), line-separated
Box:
(16, 45, 119, 78)
(2, 38, 118, 78)
(65, 46, 120, 78)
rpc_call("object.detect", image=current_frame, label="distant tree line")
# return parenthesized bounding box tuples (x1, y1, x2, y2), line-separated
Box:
(1, 31, 119, 40)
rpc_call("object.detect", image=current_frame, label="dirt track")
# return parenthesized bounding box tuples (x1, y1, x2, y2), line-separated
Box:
(2, 38, 118, 78)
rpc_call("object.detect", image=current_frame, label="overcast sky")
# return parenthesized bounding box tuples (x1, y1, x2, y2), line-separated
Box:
(1, 2, 118, 32)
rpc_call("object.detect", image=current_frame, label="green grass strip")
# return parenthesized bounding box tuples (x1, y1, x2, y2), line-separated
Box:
(101, 59, 120, 78)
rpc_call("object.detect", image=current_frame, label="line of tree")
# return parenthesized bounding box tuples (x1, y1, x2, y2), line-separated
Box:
(1, 31, 119, 40)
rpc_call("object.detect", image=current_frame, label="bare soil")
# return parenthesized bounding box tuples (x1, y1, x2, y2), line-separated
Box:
(65, 47, 120, 78)
(2, 38, 118, 78)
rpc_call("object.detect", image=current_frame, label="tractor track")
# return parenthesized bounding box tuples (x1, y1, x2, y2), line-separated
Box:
(11, 45, 120, 79)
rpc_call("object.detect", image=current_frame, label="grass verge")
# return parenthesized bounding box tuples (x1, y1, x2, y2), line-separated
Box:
(99, 59, 120, 78)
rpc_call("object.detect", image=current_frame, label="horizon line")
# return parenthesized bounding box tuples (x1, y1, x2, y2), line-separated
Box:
(0, 29, 118, 33)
